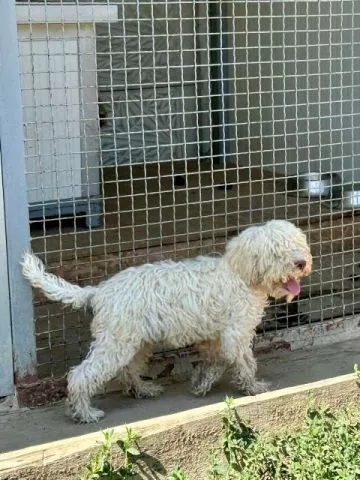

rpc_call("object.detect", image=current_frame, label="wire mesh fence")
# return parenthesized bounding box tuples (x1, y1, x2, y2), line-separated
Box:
(16, 0, 360, 378)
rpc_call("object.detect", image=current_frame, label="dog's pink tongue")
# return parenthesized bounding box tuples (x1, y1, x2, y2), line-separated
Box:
(284, 278, 301, 296)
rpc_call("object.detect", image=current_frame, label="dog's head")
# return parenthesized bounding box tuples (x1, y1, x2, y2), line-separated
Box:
(224, 220, 312, 302)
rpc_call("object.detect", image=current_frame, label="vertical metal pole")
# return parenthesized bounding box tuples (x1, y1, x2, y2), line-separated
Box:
(0, 0, 36, 382)
(209, 0, 230, 165)
(209, 0, 222, 163)
(0, 151, 14, 396)
(220, 0, 231, 163)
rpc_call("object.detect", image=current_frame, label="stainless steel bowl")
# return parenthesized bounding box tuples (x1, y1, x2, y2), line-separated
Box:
(342, 190, 360, 209)
(297, 172, 333, 198)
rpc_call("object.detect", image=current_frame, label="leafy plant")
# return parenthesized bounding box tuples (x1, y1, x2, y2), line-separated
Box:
(169, 466, 190, 480)
(80, 399, 360, 480)
(220, 396, 258, 473)
(117, 427, 141, 476)
(354, 363, 360, 379)
(207, 399, 360, 480)
(80, 428, 141, 480)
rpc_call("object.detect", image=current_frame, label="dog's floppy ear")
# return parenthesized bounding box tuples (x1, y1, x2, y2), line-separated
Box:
(224, 228, 261, 286)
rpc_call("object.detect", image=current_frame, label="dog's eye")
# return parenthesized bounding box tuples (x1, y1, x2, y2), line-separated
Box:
(295, 260, 306, 271)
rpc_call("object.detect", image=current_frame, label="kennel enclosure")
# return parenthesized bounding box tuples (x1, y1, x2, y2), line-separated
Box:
(1, 0, 360, 398)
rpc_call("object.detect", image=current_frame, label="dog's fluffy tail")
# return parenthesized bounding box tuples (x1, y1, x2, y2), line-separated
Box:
(22, 251, 97, 309)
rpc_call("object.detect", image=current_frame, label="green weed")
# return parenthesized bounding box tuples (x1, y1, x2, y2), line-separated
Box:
(207, 398, 360, 480)
(80, 428, 141, 480)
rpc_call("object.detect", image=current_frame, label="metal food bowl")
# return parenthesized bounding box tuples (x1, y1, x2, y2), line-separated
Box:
(342, 189, 360, 209)
(292, 172, 334, 198)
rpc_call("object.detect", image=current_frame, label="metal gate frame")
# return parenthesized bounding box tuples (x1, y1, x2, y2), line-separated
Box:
(0, 148, 13, 397)
(0, 0, 36, 395)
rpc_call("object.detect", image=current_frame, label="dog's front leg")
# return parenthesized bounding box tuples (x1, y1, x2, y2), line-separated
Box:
(233, 349, 270, 395)
(220, 330, 270, 396)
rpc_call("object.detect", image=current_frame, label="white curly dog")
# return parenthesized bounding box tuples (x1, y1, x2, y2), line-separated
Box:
(22, 219, 312, 423)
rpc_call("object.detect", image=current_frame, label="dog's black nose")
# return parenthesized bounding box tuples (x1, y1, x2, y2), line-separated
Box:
(295, 260, 306, 270)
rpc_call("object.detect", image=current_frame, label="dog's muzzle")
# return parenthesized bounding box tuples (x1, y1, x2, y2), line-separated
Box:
(283, 277, 301, 296)
(282, 260, 308, 296)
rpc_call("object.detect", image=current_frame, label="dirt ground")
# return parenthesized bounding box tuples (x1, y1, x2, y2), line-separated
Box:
(28, 161, 360, 378)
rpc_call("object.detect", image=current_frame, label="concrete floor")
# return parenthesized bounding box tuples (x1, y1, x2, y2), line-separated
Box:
(0, 338, 358, 454)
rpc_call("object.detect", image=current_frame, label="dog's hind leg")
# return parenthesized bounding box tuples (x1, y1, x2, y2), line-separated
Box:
(67, 335, 139, 423)
(118, 345, 164, 399)
(191, 361, 226, 396)
(191, 340, 226, 396)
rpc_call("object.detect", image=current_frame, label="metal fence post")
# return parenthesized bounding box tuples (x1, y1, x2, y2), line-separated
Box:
(0, 151, 14, 396)
(0, 0, 36, 382)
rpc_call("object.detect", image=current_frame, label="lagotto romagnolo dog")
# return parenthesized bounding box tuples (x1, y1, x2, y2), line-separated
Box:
(22, 220, 312, 423)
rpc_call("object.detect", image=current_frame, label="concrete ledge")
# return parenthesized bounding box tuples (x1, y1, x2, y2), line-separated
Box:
(1, 373, 359, 479)
(256, 314, 360, 352)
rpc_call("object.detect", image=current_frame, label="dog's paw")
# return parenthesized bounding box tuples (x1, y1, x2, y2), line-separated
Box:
(191, 378, 213, 397)
(70, 406, 105, 424)
(129, 381, 164, 399)
(191, 384, 210, 397)
(245, 380, 271, 396)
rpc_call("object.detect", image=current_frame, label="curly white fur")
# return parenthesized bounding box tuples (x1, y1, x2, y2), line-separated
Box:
(22, 220, 312, 423)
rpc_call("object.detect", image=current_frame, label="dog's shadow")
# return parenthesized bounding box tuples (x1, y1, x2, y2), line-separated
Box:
(118, 446, 167, 479)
